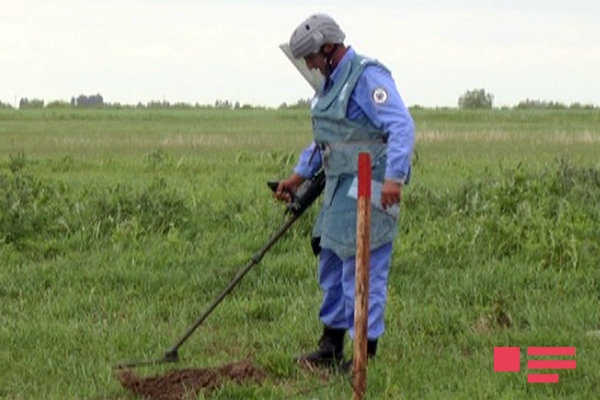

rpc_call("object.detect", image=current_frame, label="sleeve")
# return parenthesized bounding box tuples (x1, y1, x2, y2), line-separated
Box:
(293, 141, 322, 178)
(354, 65, 415, 183)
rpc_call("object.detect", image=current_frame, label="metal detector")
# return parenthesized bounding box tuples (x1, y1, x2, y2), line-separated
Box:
(114, 170, 325, 369)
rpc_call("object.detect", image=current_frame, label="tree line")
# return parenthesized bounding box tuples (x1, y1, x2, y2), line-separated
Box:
(1, 95, 311, 110)
(1, 91, 598, 110)
(453, 88, 597, 110)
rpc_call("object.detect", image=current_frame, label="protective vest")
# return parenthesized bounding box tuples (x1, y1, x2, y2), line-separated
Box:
(312, 53, 399, 259)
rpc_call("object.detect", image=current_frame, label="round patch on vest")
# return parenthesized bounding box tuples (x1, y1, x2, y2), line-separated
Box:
(372, 88, 388, 104)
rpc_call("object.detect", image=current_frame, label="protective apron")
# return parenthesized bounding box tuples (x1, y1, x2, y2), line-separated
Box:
(312, 53, 399, 259)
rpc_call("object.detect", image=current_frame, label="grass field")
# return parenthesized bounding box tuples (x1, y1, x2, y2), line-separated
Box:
(1, 108, 599, 399)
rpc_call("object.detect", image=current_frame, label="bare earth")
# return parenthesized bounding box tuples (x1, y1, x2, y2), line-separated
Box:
(116, 359, 267, 399)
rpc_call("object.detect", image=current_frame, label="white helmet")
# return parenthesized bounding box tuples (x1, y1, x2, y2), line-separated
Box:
(289, 14, 346, 59)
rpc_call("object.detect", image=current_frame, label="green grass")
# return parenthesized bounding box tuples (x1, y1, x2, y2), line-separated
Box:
(1, 108, 599, 399)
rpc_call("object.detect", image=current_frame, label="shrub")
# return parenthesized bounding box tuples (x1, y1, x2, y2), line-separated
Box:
(403, 159, 600, 269)
(458, 88, 494, 109)
(0, 154, 191, 257)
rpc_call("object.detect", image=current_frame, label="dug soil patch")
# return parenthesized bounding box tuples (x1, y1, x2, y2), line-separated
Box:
(116, 359, 267, 399)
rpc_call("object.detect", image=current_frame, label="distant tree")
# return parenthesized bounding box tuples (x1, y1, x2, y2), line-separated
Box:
(0, 101, 13, 109)
(19, 98, 44, 109)
(147, 100, 170, 108)
(515, 99, 568, 110)
(458, 88, 494, 109)
(46, 100, 70, 109)
(280, 98, 312, 110)
(171, 102, 193, 109)
(569, 102, 596, 110)
(214, 99, 233, 109)
(72, 93, 104, 107)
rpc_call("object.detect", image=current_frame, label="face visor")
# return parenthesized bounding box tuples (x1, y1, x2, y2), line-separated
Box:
(279, 42, 325, 94)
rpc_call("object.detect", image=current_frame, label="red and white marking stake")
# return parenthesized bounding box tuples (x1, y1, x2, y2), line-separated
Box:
(353, 152, 371, 400)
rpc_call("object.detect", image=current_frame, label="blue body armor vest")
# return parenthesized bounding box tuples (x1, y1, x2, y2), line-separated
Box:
(311, 53, 399, 259)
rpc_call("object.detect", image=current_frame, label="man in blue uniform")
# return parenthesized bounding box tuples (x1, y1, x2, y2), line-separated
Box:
(275, 13, 415, 369)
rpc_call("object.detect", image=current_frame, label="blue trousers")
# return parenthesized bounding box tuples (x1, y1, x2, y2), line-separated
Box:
(317, 242, 393, 339)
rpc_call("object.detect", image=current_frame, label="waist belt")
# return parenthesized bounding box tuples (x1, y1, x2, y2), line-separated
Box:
(316, 137, 387, 151)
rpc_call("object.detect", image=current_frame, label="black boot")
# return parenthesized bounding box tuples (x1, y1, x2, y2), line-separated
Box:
(367, 339, 378, 357)
(295, 326, 346, 368)
(339, 339, 378, 373)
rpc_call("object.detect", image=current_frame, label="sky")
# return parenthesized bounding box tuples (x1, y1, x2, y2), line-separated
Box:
(1, 0, 599, 108)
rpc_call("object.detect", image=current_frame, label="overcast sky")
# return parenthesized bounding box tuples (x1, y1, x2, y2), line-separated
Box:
(1, 0, 599, 108)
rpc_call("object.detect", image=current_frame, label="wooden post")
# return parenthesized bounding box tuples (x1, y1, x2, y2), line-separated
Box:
(353, 152, 371, 400)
